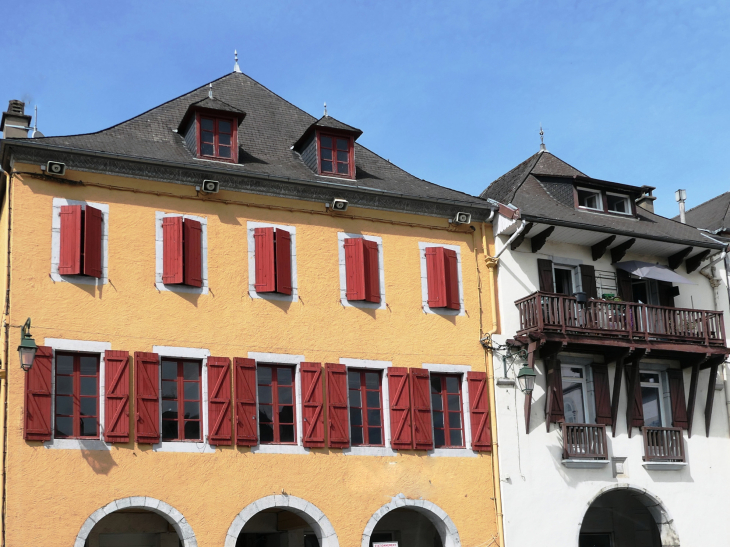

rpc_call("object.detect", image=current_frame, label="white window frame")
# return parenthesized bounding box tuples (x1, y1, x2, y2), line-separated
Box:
(418, 242, 465, 316)
(549, 256, 583, 295)
(155, 212, 209, 295)
(337, 232, 386, 310)
(560, 364, 591, 424)
(576, 187, 603, 211)
(606, 192, 632, 215)
(639, 369, 668, 428)
(247, 222, 298, 302)
(51, 198, 109, 286)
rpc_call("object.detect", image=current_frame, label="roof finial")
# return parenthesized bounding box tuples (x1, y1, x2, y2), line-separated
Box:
(539, 124, 547, 152)
(324, 102, 328, 118)
(233, 50, 241, 73)
(208, 83, 213, 99)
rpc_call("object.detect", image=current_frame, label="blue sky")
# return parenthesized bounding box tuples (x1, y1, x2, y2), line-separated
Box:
(3, 0, 729, 218)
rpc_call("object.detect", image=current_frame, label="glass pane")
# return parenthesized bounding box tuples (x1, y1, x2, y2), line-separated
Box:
(55, 417, 73, 438)
(578, 189, 601, 209)
(337, 162, 349, 174)
(336, 138, 348, 151)
(368, 428, 382, 445)
(448, 412, 462, 429)
(218, 120, 231, 133)
(640, 373, 659, 384)
(277, 367, 292, 385)
(258, 385, 272, 404)
(80, 377, 97, 396)
(337, 151, 348, 162)
(162, 400, 178, 419)
(201, 118, 214, 131)
(183, 362, 199, 380)
(321, 160, 333, 172)
(348, 371, 360, 389)
(258, 366, 272, 384)
(162, 381, 177, 399)
(162, 420, 177, 441)
(80, 356, 97, 375)
(449, 429, 463, 447)
(563, 367, 583, 379)
(349, 389, 361, 408)
(260, 423, 274, 443)
(321, 149, 332, 160)
(367, 409, 381, 426)
(258, 406, 273, 423)
(433, 411, 444, 428)
(351, 427, 363, 445)
(184, 421, 200, 440)
(365, 372, 379, 389)
(56, 376, 73, 395)
(320, 136, 332, 148)
(431, 394, 443, 411)
(80, 397, 96, 416)
(278, 386, 293, 404)
(184, 382, 198, 400)
(434, 428, 445, 448)
(349, 407, 362, 426)
(279, 405, 294, 423)
(562, 381, 586, 423)
(55, 396, 73, 416)
(642, 387, 662, 427)
(607, 194, 628, 213)
(184, 401, 200, 420)
(56, 355, 73, 375)
(81, 417, 97, 437)
(201, 131, 214, 143)
(161, 361, 177, 380)
(218, 146, 231, 158)
(219, 133, 231, 145)
(366, 391, 380, 409)
(280, 424, 295, 443)
(445, 377, 460, 393)
(447, 394, 460, 411)
(430, 377, 442, 394)
(201, 143, 214, 155)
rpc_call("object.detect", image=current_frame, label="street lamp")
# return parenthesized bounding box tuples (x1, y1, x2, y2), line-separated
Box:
(516, 365, 536, 394)
(17, 318, 37, 372)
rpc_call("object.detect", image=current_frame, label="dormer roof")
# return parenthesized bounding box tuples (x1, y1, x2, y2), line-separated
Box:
(293, 115, 363, 150)
(177, 96, 246, 132)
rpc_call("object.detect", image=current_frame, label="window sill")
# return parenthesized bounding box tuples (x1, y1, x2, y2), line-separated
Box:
(562, 458, 610, 469)
(251, 444, 310, 455)
(343, 446, 397, 457)
(155, 282, 209, 295)
(428, 448, 478, 458)
(642, 461, 687, 471)
(51, 273, 107, 286)
(152, 441, 215, 453)
(44, 438, 111, 451)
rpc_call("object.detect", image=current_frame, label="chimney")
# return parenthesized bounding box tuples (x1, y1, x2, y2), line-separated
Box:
(636, 186, 656, 213)
(675, 189, 687, 223)
(1, 100, 32, 139)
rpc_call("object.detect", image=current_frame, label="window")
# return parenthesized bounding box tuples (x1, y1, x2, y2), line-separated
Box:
(344, 237, 380, 303)
(607, 192, 631, 214)
(254, 227, 292, 295)
(640, 372, 664, 427)
(161, 359, 202, 441)
(554, 267, 574, 295)
(54, 201, 106, 282)
(348, 370, 384, 446)
(258, 365, 296, 444)
(54, 353, 100, 439)
(199, 116, 235, 161)
(577, 188, 603, 210)
(562, 366, 588, 424)
(430, 374, 464, 448)
(424, 246, 461, 311)
(319, 133, 353, 177)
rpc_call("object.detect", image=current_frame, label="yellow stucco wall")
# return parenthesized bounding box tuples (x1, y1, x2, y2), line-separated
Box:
(4, 164, 497, 547)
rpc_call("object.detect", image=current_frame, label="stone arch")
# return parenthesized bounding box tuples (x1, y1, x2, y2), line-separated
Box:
(361, 494, 461, 547)
(74, 496, 197, 547)
(224, 495, 339, 547)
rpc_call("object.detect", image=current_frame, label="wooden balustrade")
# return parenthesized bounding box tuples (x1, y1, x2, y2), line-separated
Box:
(642, 426, 685, 462)
(562, 423, 608, 460)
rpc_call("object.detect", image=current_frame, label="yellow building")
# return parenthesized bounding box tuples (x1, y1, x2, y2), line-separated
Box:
(0, 71, 500, 547)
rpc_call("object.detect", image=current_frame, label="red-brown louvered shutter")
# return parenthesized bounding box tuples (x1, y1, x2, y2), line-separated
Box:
(624, 365, 644, 427)
(667, 369, 689, 429)
(183, 218, 203, 288)
(59, 205, 82, 275)
(301, 362, 325, 447)
(24, 346, 52, 441)
(426, 247, 447, 308)
(363, 239, 381, 303)
(388, 367, 413, 449)
(580, 264, 598, 299)
(84, 205, 103, 278)
(207, 357, 232, 445)
(545, 358, 565, 427)
(537, 259, 554, 292)
(616, 269, 634, 302)
(275, 229, 292, 295)
(134, 352, 160, 444)
(326, 363, 349, 448)
(467, 371, 491, 451)
(410, 368, 433, 450)
(344, 238, 366, 300)
(234, 358, 258, 446)
(591, 364, 612, 426)
(444, 248, 460, 310)
(254, 227, 275, 292)
(104, 350, 130, 443)
(162, 216, 183, 284)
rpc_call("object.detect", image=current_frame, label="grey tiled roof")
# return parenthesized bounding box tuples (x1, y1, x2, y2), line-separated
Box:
(679, 192, 730, 233)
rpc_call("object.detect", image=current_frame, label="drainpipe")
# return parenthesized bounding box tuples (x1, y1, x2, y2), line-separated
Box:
(492, 220, 527, 261)
(0, 166, 9, 547)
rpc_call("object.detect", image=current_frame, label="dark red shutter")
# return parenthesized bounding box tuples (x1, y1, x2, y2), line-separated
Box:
(301, 362, 325, 447)
(658, 281, 676, 308)
(183, 218, 203, 288)
(234, 358, 258, 446)
(624, 365, 644, 427)
(275, 229, 292, 295)
(344, 238, 366, 301)
(83, 205, 103, 278)
(545, 358, 564, 426)
(254, 227, 275, 292)
(444, 248, 460, 310)
(467, 371, 491, 451)
(326, 363, 349, 448)
(426, 247, 447, 308)
(591, 364, 612, 426)
(537, 259, 554, 292)
(388, 367, 413, 449)
(134, 352, 160, 444)
(410, 368, 433, 450)
(207, 357, 232, 445)
(363, 239, 381, 303)
(162, 216, 183, 284)
(23, 346, 52, 441)
(667, 369, 689, 429)
(580, 264, 598, 299)
(616, 269, 634, 302)
(104, 350, 130, 443)
(59, 205, 82, 275)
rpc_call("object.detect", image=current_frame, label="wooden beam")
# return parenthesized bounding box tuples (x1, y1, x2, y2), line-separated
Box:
(532, 331, 729, 355)
(510, 222, 534, 250)
(611, 238, 636, 264)
(610, 352, 627, 437)
(530, 226, 555, 253)
(686, 250, 711, 274)
(591, 235, 616, 261)
(624, 349, 645, 438)
(524, 339, 541, 433)
(668, 246, 693, 271)
(686, 358, 703, 438)
(705, 359, 722, 436)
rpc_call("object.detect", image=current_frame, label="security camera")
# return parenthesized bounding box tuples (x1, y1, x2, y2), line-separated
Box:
(46, 161, 66, 176)
(451, 212, 472, 225)
(201, 180, 220, 193)
(330, 198, 349, 212)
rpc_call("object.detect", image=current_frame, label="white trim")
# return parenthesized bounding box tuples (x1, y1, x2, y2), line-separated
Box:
(418, 242, 465, 316)
(561, 363, 591, 425)
(51, 198, 109, 286)
(606, 191, 633, 215)
(247, 221, 298, 302)
(337, 232, 386, 310)
(576, 186, 603, 211)
(155, 211, 209, 295)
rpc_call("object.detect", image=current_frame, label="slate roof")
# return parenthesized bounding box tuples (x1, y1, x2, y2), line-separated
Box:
(679, 192, 730, 234)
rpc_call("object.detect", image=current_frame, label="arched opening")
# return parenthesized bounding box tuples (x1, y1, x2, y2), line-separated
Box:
(235, 508, 319, 547)
(371, 508, 442, 547)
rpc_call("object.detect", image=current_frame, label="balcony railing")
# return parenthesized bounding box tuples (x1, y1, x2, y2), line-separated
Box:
(515, 291, 726, 347)
(562, 423, 608, 460)
(642, 426, 685, 462)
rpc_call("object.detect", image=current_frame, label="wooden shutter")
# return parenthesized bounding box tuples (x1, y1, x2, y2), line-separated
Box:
(83, 205, 103, 278)
(388, 367, 413, 449)
(410, 369, 433, 449)
(23, 346, 52, 441)
(207, 357, 232, 445)
(344, 238, 366, 301)
(591, 364, 612, 426)
(667, 369, 689, 429)
(616, 269, 633, 302)
(326, 363, 349, 448)
(426, 247, 447, 308)
(275, 229, 292, 295)
(467, 371, 491, 450)
(545, 358, 565, 427)
(104, 350, 130, 443)
(59, 205, 82, 275)
(254, 227, 275, 292)
(183, 218, 203, 288)
(537, 259, 554, 292)
(579, 264, 598, 299)
(363, 239, 381, 303)
(624, 365, 644, 427)
(444, 248, 460, 310)
(234, 358, 258, 446)
(301, 362, 325, 447)
(162, 216, 183, 284)
(134, 352, 160, 444)
(658, 281, 677, 308)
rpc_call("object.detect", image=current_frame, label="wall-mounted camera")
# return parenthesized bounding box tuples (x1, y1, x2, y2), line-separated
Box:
(451, 212, 472, 225)
(45, 161, 66, 176)
(330, 198, 349, 212)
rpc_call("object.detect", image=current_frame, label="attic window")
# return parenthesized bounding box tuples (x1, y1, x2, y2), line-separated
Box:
(319, 133, 353, 178)
(198, 114, 237, 162)
(577, 188, 602, 211)
(607, 192, 631, 214)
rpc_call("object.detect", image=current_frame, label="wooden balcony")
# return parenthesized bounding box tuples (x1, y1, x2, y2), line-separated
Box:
(561, 423, 609, 460)
(642, 426, 685, 463)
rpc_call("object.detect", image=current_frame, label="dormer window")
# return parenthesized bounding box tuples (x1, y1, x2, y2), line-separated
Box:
(606, 192, 631, 214)
(293, 116, 362, 180)
(199, 116, 234, 160)
(178, 96, 246, 165)
(319, 134, 353, 177)
(577, 188, 602, 211)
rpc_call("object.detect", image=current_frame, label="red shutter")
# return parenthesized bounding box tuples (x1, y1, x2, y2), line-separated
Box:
(24, 346, 52, 441)
(254, 227, 275, 292)
(344, 238, 366, 300)
(545, 358, 565, 428)
(234, 358, 258, 446)
(59, 205, 82, 275)
(104, 350, 130, 443)
(207, 357, 232, 445)
(183, 218, 203, 288)
(83, 205, 103, 278)
(591, 364, 613, 426)
(467, 371, 491, 451)
(537, 259, 554, 292)
(275, 229, 292, 295)
(162, 216, 183, 284)
(134, 352, 160, 444)
(326, 363, 349, 448)
(444, 248, 460, 310)
(667, 369, 689, 430)
(410, 368, 433, 450)
(388, 367, 413, 449)
(301, 362, 325, 447)
(363, 239, 381, 303)
(426, 247, 447, 308)
(624, 365, 644, 427)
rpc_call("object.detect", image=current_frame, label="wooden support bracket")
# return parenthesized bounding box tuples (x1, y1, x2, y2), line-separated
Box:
(686, 250, 711, 274)
(668, 246, 693, 271)
(611, 238, 636, 264)
(591, 235, 616, 261)
(510, 222, 534, 250)
(530, 226, 555, 253)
